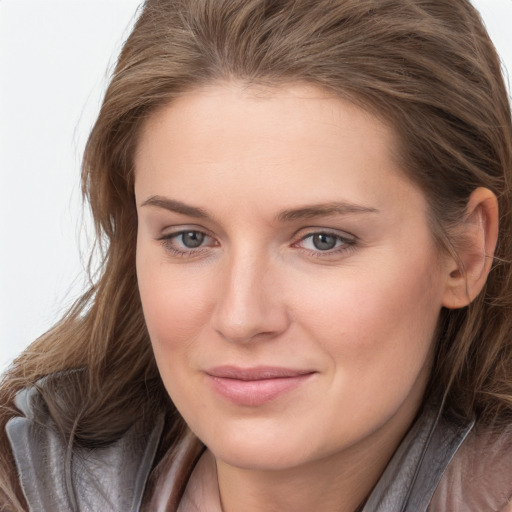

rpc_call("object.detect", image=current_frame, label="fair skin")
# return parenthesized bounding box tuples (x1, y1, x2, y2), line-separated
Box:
(134, 83, 497, 512)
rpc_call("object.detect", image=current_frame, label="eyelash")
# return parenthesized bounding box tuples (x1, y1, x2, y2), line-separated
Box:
(294, 231, 357, 258)
(158, 229, 357, 258)
(158, 230, 217, 258)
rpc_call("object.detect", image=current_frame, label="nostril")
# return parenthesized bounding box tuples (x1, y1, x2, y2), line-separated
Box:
(211, 259, 290, 343)
(212, 301, 289, 344)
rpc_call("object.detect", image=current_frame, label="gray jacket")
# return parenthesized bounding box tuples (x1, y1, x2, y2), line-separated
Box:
(6, 383, 508, 511)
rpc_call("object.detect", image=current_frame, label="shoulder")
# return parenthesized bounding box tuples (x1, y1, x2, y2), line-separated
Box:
(429, 422, 512, 511)
(6, 375, 165, 512)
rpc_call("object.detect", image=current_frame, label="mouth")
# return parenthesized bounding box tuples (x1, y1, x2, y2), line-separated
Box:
(205, 366, 316, 406)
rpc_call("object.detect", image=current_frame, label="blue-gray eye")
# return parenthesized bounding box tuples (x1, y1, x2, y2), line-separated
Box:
(312, 233, 338, 250)
(181, 231, 205, 248)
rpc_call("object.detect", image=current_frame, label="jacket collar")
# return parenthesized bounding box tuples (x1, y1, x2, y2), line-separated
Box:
(362, 402, 474, 512)
(7, 384, 473, 512)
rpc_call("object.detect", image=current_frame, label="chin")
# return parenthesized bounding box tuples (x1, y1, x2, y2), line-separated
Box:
(213, 443, 313, 472)
(197, 421, 325, 472)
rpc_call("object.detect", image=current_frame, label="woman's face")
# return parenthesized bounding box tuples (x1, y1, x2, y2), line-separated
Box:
(135, 83, 453, 472)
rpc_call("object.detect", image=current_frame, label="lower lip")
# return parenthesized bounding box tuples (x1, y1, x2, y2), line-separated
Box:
(206, 374, 313, 406)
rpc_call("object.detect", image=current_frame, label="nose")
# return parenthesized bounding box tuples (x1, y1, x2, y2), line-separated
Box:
(212, 249, 290, 344)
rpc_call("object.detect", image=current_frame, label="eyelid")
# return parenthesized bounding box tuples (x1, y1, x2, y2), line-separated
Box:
(158, 227, 218, 257)
(292, 228, 358, 255)
(293, 226, 357, 243)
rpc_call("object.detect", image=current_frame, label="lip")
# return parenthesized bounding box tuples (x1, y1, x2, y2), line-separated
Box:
(205, 366, 315, 406)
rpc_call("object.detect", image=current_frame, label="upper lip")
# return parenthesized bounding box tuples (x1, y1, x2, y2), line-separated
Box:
(206, 366, 315, 381)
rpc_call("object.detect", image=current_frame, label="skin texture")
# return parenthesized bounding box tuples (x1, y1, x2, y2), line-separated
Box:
(134, 83, 474, 511)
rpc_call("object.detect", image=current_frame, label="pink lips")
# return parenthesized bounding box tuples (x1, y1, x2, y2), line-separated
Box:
(206, 366, 315, 406)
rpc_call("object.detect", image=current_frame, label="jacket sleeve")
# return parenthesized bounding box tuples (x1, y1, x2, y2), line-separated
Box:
(6, 384, 164, 512)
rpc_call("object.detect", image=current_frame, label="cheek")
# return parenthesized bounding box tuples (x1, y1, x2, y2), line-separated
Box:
(141, 282, 207, 345)
(137, 262, 215, 412)
(279, 255, 443, 440)
(289, 251, 443, 376)
(136, 247, 214, 359)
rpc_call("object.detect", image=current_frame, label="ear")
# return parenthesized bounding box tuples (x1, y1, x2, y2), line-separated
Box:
(442, 187, 499, 309)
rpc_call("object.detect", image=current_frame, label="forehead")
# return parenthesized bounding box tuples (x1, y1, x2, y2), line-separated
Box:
(134, 82, 425, 220)
(136, 82, 396, 159)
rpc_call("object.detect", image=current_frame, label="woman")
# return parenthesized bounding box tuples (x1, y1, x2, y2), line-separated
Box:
(1, 0, 511, 510)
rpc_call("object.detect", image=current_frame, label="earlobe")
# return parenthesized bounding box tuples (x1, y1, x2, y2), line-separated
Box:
(442, 187, 499, 309)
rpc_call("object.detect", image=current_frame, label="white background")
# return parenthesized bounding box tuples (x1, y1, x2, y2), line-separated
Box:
(1, 0, 511, 372)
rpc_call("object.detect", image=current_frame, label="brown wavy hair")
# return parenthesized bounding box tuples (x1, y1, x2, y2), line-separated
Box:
(1, 0, 511, 509)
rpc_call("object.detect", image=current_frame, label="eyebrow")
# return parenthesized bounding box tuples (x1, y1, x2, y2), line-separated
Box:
(140, 195, 378, 222)
(276, 202, 378, 222)
(140, 196, 209, 218)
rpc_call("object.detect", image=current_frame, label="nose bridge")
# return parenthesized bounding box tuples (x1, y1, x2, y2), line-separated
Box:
(213, 243, 286, 343)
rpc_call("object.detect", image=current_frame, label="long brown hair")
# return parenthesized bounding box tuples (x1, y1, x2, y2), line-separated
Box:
(2, 0, 511, 509)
